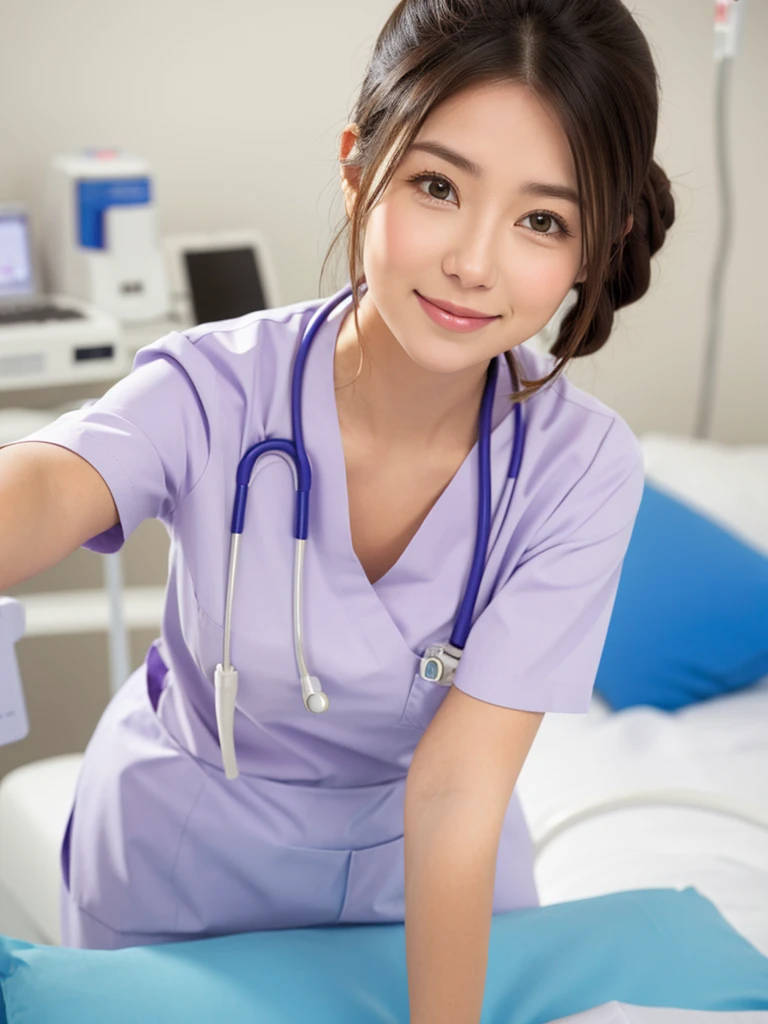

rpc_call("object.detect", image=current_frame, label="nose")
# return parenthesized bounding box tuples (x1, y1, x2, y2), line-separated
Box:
(442, 212, 500, 291)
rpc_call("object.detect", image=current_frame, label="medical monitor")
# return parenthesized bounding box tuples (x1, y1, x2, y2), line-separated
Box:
(163, 229, 280, 328)
(0, 203, 36, 303)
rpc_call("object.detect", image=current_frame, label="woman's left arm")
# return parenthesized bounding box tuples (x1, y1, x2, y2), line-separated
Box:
(404, 685, 544, 1024)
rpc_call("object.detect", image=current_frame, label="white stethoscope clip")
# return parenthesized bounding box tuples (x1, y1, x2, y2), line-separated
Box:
(419, 641, 463, 687)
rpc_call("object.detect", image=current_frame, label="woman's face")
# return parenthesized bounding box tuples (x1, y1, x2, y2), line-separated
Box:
(342, 81, 587, 375)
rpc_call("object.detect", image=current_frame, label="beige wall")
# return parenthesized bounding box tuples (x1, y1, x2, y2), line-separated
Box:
(0, 0, 766, 778)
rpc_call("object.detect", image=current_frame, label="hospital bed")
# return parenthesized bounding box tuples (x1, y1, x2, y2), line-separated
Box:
(0, 432, 767, 954)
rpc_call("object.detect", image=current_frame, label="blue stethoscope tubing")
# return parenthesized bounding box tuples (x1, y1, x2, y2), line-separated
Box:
(214, 282, 526, 779)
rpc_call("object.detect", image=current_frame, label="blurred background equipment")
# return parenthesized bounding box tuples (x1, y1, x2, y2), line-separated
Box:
(44, 148, 170, 324)
(0, 202, 122, 390)
(0, 598, 28, 748)
(695, 0, 747, 439)
(163, 228, 281, 328)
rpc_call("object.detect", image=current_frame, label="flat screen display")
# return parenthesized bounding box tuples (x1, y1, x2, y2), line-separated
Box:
(184, 247, 267, 325)
(0, 212, 33, 299)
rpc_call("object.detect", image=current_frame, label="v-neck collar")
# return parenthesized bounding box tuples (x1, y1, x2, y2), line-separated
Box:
(302, 288, 520, 656)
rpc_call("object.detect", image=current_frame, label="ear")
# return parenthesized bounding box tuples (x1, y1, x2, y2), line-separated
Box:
(339, 124, 362, 220)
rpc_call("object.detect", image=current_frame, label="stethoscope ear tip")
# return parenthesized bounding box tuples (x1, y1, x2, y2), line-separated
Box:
(303, 679, 329, 713)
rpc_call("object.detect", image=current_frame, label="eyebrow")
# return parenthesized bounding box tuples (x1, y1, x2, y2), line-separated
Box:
(408, 140, 581, 207)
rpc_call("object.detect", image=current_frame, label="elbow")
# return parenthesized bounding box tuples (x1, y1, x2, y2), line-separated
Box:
(404, 783, 508, 858)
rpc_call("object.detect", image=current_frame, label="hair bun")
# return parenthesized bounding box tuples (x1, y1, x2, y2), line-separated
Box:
(563, 159, 677, 358)
(641, 159, 676, 257)
(606, 159, 676, 314)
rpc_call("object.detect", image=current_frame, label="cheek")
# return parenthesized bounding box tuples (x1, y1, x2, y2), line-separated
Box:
(363, 198, 434, 278)
(510, 255, 577, 312)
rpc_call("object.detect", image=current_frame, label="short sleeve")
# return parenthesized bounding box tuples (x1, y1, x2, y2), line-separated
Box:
(452, 415, 645, 714)
(0, 331, 214, 554)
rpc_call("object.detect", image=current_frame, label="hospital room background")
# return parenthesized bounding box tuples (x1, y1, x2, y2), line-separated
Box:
(0, 0, 766, 965)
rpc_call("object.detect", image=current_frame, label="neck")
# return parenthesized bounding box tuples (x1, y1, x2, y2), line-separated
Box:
(332, 288, 489, 456)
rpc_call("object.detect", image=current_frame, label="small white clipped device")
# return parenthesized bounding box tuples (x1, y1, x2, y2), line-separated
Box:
(419, 642, 463, 686)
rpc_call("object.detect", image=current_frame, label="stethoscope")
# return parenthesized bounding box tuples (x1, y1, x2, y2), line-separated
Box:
(214, 282, 526, 779)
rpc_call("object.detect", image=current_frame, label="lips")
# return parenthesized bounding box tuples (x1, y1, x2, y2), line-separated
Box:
(415, 291, 499, 334)
(416, 292, 497, 320)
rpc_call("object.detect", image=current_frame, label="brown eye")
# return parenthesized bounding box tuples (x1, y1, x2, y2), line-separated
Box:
(407, 172, 458, 205)
(520, 211, 570, 239)
(530, 213, 554, 233)
(427, 178, 452, 201)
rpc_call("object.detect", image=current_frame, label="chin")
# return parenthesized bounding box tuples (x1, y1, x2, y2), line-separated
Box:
(403, 336, 480, 375)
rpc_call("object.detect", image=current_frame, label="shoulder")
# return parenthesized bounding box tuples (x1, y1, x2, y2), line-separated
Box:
(517, 341, 642, 459)
(129, 296, 326, 403)
(181, 297, 323, 353)
(514, 342, 644, 524)
(134, 296, 324, 367)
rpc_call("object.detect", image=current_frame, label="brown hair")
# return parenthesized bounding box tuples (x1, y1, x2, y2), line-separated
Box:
(319, 0, 676, 403)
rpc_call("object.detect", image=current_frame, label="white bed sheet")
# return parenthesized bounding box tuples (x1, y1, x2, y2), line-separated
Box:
(639, 433, 768, 557)
(516, 678, 768, 957)
(549, 1004, 768, 1024)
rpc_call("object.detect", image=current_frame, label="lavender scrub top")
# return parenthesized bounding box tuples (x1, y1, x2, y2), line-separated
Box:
(8, 286, 645, 948)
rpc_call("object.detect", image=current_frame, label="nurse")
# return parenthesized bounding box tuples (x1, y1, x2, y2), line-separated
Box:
(0, 0, 676, 1021)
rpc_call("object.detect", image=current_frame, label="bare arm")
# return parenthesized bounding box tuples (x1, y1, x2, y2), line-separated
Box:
(404, 686, 544, 1024)
(0, 441, 119, 590)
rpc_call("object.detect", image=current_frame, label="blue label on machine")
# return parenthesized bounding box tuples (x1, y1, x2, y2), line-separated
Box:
(77, 177, 152, 249)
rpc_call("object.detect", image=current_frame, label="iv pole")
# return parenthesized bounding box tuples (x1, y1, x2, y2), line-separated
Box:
(693, 0, 746, 439)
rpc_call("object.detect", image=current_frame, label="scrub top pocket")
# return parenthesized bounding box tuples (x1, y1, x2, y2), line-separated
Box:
(397, 670, 451, 731)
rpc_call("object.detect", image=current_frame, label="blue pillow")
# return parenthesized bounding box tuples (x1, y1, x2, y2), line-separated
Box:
(595, 481, 768, 710)
(1, 887, 767, 1024)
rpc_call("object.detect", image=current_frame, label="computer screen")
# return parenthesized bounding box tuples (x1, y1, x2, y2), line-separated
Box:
(184, 247, 267, 325)
(0, 211, 33, 299)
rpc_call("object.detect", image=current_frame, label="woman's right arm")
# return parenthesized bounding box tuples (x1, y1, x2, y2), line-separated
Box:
(0, 441, 119, 590)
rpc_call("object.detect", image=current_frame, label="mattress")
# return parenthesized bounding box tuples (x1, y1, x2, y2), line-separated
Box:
(551, 1006, 768, 1024)
(516, 677, 768, 958)
(0, 754, 82, 944)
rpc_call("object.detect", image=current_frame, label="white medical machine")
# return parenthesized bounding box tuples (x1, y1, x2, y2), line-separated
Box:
(0, 598, 28, 748)
(44, 149, 170, 324)
(0, 203, 122, 390)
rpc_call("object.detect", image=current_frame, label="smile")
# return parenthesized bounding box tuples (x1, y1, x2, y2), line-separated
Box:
(415, 292, 499, 334)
